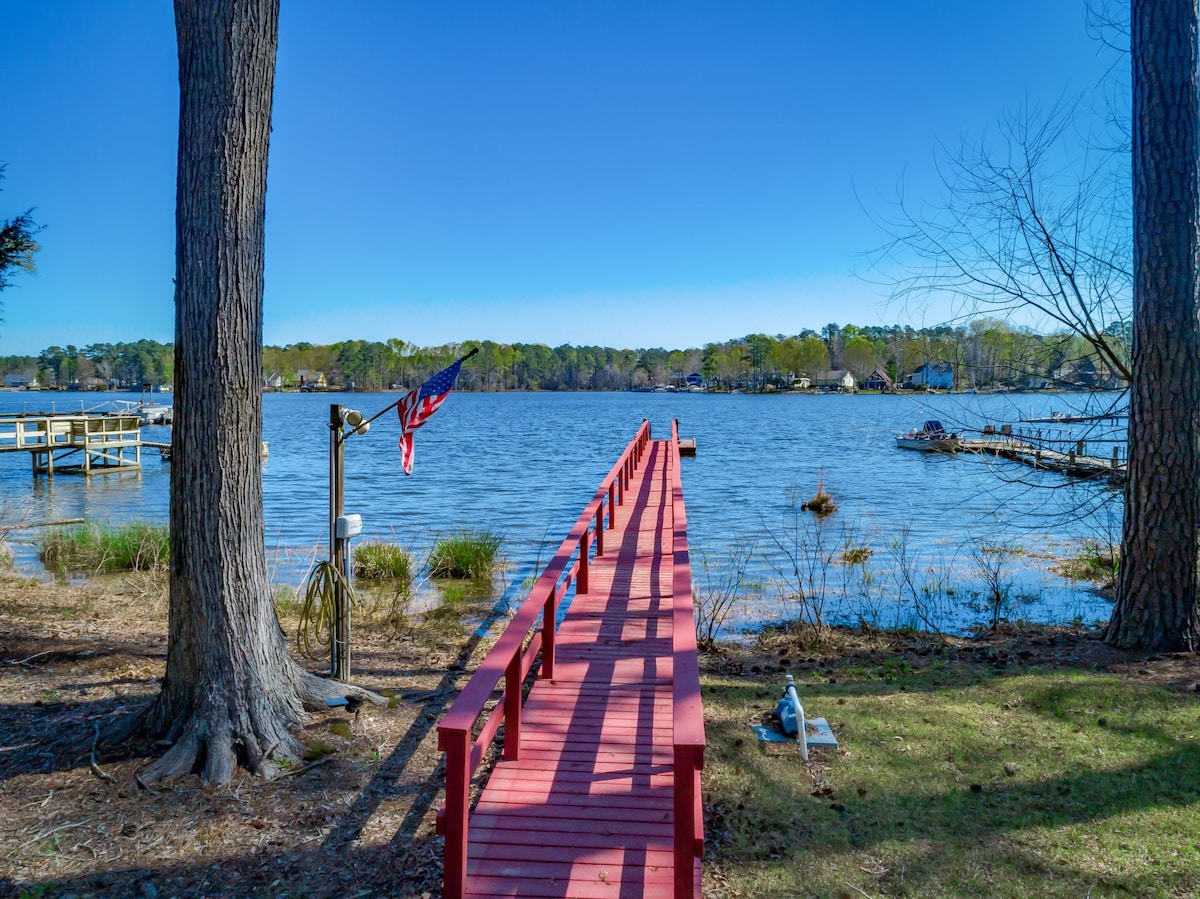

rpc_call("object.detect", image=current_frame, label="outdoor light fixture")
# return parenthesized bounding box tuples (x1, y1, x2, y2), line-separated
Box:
(337, 407, 372, 437)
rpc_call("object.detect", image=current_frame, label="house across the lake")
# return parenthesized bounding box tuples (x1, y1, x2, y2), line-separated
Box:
(861, 368, 894, 391)
(297, 370, 327, 391)
(4, 372, 38, 389)
(1051, 358, 1125, 390)
(908, 361, 954, 390)
(813, 370, 856, 392)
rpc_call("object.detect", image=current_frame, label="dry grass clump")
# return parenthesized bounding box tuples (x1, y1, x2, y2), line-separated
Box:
(800, 475, 837, 515)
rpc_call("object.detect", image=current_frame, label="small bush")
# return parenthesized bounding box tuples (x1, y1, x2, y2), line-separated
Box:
(38, 522, 169, 573)
(694, 538, 757, 650)
(428, 530, 502, 579)
(353, 541, 414, 583)
(840, 544, 873, 566)
(1059, 540, 1120, 586)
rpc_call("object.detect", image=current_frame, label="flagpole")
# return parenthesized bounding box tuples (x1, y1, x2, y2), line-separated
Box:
(325, 346, 478, 679)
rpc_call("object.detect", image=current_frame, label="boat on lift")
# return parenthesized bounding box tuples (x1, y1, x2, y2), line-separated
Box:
(895, 420, 961, 453)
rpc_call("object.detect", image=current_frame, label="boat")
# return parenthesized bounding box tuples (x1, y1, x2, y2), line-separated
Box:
(112, 398, 174, 425)
(895, 420, 961, 453)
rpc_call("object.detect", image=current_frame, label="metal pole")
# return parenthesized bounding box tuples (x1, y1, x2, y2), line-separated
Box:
(329, 403, 350, 680)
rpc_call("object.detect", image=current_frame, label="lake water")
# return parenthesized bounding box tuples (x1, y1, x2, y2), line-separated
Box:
(0, 390, 1122, 636)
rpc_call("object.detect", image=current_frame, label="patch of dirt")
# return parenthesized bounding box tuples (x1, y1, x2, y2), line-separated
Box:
(0, 571, 504, 898)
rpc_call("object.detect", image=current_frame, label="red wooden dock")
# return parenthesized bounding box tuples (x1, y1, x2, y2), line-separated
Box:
(437, 421, 704, 899)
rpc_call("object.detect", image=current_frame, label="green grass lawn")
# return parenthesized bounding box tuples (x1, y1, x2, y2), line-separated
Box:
(701, 646, 1200, 898)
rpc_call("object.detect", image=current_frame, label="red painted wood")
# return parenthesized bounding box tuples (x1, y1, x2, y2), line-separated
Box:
(439, 426, 705, 898)
(468, 841, 675, 866)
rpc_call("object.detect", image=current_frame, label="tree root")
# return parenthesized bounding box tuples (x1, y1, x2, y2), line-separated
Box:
(129, 673, 385, 788)
(297, 672, 386, 708)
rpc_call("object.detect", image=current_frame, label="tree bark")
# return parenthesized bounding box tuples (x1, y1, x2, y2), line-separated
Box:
(1108, 0, 1200, 651)
(135, 0, 377, 787)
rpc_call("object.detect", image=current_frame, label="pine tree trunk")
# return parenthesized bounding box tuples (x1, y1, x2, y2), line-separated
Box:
(1107, 0, 1200, 651)
(135, 0, 377, 786)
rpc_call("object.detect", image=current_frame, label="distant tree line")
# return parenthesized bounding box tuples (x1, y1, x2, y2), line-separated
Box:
(1, 340, 176, 389)
(4, 319, 1127, 392)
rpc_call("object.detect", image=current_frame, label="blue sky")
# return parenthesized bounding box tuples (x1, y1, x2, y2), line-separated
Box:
(1, 2, 1118, 356)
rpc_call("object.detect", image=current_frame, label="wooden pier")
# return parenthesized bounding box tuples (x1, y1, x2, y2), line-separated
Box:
(959, 435, 1126, 485)
(0, 414, 148, 476)
(437, 420, 704, 898)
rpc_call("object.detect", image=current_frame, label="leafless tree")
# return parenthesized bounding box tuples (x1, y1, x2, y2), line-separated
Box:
(870, 100, 1132, 388)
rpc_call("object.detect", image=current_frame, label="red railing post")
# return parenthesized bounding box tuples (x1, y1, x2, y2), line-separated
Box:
(541, 590, 556, 680)
(595, 505, 605, 556)
(439, 729, 471, 899)
(674, 745, 700, 899)
(577, 530, 590, 594)
(608, 482, 617, 529)
(504, 655, 522, 760)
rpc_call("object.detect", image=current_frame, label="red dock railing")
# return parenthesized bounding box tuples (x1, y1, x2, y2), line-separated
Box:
(436, 420, 653, 897)
(670, 419, 706, 897)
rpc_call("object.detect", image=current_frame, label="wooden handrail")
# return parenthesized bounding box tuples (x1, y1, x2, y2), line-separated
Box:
(437, 420, 652, 899)
(670, 418, 705, 898)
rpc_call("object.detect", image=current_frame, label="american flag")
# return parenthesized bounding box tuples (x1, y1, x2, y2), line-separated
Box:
(395, 352, 471, 475)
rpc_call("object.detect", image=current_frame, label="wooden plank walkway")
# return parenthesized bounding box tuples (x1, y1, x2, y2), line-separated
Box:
(437, 423, 704, 899)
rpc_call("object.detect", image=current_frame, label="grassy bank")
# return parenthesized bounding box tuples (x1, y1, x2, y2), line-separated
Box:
(700, 630, 1200, 897)
(37, 522, 168, 573)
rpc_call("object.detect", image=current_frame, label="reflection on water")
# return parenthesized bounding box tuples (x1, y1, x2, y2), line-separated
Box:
(0, 390, 1120, 635)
